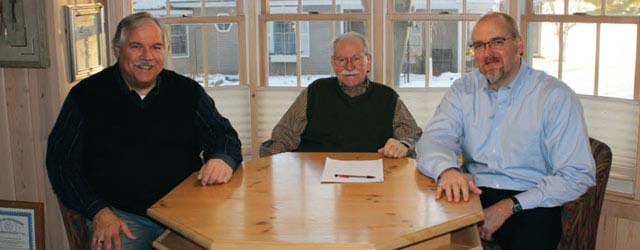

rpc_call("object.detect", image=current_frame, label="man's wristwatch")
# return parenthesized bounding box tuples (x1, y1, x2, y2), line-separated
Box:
(511, 197, 522, 214)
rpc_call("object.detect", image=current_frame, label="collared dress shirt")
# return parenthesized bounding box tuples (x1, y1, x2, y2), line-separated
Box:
(260, 78, 422, 157)
(416, 60, 595, 210)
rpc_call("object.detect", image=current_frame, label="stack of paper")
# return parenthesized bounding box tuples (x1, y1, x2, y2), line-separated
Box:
(320, 157, 384, 183)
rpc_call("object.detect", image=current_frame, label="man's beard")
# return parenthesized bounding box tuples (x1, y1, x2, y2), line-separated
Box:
(480, 57, 504, 84)
(483, 68, 504, 84)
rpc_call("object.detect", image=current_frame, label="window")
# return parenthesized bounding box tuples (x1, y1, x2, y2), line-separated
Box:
(134, 1, 246, 87)
(524, 0, 639, 100)
(523, 0, 640, 196)
(268, 21, 310, 62)
(342, 9, 365, 34)
(170, 25, 189, 58)
(262, 2, 370, 87)
(388, 0, 505, 87)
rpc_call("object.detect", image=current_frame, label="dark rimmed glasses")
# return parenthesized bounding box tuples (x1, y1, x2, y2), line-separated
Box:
(469, 37, 515, 52)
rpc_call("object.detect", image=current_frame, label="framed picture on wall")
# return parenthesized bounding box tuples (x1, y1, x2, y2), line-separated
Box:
(0, 0, 49, 68)
(65, 3, 107, 82)
(0, 200, 44, 250)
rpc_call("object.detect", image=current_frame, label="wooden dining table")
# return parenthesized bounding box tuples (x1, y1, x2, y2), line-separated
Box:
(148, 152, 484, 250)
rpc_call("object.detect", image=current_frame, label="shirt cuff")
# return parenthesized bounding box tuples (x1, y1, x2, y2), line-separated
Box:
(513, 188, 543, 210)
(86, 199, 109, 220)
(209, 153, 240, 172)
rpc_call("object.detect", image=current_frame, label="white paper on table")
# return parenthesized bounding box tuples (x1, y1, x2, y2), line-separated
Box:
(320, 157, 384, 183)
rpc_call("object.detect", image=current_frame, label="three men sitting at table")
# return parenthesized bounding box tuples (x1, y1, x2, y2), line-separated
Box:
(261, 32, 422, 158)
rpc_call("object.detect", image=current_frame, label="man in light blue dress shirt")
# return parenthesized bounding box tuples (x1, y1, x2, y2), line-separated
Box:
(416, 12, 595, 250)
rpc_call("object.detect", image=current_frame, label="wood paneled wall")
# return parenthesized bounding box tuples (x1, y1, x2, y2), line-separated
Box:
(596, 195, 640, 250)
(0, 0, 96, 249)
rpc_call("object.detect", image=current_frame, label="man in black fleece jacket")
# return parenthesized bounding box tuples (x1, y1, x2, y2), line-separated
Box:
(46, 12, 242, 250)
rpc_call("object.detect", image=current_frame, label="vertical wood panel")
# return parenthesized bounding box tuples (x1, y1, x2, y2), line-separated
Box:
(27, 69, 47, 201)
(4, 69, 39, 201)
(0, 69, 16, 200)
(596, 215, 618, 250)
(615, 218, 640, 250)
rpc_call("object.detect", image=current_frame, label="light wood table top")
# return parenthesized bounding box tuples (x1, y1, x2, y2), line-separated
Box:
(148, 152, 484, 250)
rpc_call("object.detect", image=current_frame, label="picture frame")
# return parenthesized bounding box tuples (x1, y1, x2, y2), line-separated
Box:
(0, 0, 49, 68)
(65, 3, 107, 82)
(0, 200, 44, 250)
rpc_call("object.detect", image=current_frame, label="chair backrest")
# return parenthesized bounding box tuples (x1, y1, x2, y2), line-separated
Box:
(58, 200, 91, 250)
(557, 137, 612, 250)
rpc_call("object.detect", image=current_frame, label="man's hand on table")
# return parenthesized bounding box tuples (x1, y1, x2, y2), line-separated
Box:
(378, 138, 409, 158)
(436, 168, 482, 202)
(198, 159, 233, 185)
(91, 208, 136, 250)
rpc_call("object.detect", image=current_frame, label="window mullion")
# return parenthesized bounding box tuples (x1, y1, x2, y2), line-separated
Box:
(202, 23, 209, 86)
(594, 23, 601, 96)
(424, 21, 431, 88)
(296, 0, 302, 87)
(166, 25, 174, 70)
(463, 0, 467, 13)
(557, 22, 563, 81)
(635, 24, 640, 100)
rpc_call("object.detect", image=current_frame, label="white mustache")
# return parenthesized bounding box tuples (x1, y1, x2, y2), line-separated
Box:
(134, 60, 155, 68)
(340, 70, 359, 76)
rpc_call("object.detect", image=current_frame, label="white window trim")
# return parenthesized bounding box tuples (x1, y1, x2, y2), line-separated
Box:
(215, 13, 233, 32)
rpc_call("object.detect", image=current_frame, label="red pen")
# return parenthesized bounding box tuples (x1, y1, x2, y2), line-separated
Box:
(334, 174, 376, 179)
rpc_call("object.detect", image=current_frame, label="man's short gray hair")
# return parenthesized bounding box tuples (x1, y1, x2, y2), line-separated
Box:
(112, 12, 166, 51)
(476, 12, 520, 38)
(331, 32, 370, 56)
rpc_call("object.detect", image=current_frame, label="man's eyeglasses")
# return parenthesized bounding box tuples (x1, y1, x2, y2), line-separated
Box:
(332, 54, 366, 67)
(469, 37, 514, 52)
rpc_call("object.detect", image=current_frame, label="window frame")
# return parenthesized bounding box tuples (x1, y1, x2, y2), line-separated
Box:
(140, 2, 247, 88)
(259, 1, 372, 87)
(521, 0, 640, 100)
(522, 0, 640, 199)
(385, 0, 510, 88)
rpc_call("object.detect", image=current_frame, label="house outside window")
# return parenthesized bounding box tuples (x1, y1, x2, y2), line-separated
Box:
(268, 21, 310, 62)
(171, 25, 189, 58)
(215, 13, 233, 32)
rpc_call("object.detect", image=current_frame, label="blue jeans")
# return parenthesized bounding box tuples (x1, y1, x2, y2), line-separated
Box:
(86, 207, 165, 250)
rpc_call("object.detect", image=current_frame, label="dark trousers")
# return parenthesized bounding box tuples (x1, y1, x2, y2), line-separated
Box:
(480, 187, 562, 250)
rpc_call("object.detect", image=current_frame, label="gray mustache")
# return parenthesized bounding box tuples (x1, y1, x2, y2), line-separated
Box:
(134, 61, 155, 67)
(340, 70, 359, 76)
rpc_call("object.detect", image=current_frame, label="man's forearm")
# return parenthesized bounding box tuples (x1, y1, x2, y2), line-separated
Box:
(392, 99, 422, 149)
(46, 96, 106, 219)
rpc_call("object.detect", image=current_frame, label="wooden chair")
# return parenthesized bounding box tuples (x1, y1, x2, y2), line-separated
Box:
(58, 200, 91, 250)
(482, 137, 612, 250)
